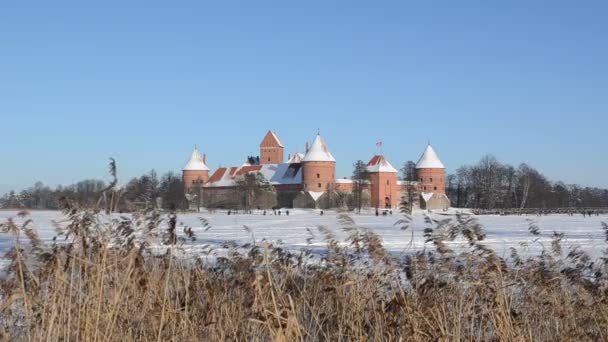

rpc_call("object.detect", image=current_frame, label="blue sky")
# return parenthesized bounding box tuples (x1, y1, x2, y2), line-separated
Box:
(1, 0, 607, 193)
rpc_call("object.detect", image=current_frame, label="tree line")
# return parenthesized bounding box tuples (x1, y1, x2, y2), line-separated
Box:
(443, 155, 608, 209)
(0, 170, 186, 212)
(2, 155, 608, 211)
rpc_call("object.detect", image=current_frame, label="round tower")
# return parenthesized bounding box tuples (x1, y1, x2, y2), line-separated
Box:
(301, 134, 336, 192)
(182, 146, 210, 192)
(415, 144, 446, 194)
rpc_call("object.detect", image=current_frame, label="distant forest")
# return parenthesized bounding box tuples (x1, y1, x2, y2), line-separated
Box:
(2, 155, 607, 211)
(441, 155, 608, 209)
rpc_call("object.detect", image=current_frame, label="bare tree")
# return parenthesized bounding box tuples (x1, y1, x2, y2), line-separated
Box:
(400, 161, 418, 213)
(352, 160, 369, 213)
(236, 172, 273, 210)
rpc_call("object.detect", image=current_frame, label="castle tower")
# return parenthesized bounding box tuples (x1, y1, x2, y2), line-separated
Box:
(182, 146, 210, 192)
(260, 130, 284, 164)
(301, 134, 336, 192)
(366, 155, 399, 209)
(415, 144, 446, 194)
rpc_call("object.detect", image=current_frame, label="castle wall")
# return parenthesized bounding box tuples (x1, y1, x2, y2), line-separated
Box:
(182, 170, 209, 192)
(260, 146, 284, 164)
(368, 172, 399, 209)
(335, 182, 356, 192)
(302, 161, 335, 192)
(420, 193, 450, 210)
(416, 168, 446, 194)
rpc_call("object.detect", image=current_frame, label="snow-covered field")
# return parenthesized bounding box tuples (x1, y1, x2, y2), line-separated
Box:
(1, 209, 607, 263)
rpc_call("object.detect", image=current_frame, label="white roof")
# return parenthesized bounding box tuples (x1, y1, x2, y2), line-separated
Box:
(287, 153, 304, 163)
(302, 135, 336, 162)
(421, 192, 434, 203)
(416, 145, 445, 169)
(206, 163, 303, 187)
(397, 180, 418, 186)
(366, 155, 398, 173)
(183, 147, 210, 171)
(335, 178, 354, 184)
(308, 191, 325, 202)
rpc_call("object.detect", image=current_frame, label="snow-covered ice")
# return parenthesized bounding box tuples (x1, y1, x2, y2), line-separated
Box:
(0, 209, 607, 265)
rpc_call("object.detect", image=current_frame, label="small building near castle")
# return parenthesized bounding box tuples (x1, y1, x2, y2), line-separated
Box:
(182, 130, 450, 210)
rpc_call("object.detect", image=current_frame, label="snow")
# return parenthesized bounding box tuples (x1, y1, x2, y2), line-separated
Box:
(1, 210, 607, 267)
(183, 147, 210, 171)
(366, 155, 398, 173)
(302, 135, 336, 162)
(258, 164, 302, 185)
(206, 168, 235, 187)
(397, 180, 417, 186)
(421, 192, 434, 203)
(286, 153, 304, 163)
(206, 164, 302, 187)
(416, 145, 445, 169)
(308, 191, 325, 201)
(270, 131, 284, 148)
(335, 178, 354, 184)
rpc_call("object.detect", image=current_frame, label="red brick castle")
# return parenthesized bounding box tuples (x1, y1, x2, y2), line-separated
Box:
(182, 130, 450, 210)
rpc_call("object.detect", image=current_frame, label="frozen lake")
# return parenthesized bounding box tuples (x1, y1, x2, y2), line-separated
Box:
(1, 209, 607, 263)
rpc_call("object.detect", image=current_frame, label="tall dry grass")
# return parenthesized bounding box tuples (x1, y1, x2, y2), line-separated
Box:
(1, 202, 608, 341)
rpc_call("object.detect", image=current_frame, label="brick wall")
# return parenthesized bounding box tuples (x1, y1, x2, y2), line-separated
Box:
(368, 172, 400, 208)
(182, 170, 209, 192)
(301, 161, 336, 192)
(416, 168, 446, 194)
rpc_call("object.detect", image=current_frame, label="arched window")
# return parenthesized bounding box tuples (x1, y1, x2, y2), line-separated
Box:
(434, 186, 437, 191)
(420, 178, 423, 182)
(430, 178, 433, 182)
(423, 186, 427, 191)
(317, 173, 320, 179)
(386, 180, 389, 185)
(318, 183, 322, 188)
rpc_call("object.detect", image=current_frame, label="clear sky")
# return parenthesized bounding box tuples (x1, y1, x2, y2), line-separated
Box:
(1, 0, 607, 194)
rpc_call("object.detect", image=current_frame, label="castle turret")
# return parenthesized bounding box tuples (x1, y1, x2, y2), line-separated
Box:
(415, 144, 446, 194)
(301, 134, 336, 192)
(366, 155, 399, 209)
(182, 146, 210, 192)
(260, 130, 284, 164)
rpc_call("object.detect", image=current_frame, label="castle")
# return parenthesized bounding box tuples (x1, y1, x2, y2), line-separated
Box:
(182, 130, 450, 210)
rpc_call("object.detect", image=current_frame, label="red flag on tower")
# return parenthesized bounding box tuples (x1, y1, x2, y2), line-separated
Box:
(376, 141, 383, 147)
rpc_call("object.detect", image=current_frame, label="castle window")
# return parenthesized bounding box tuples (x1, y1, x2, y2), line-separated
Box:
(430, 178, 433, 182)
(387, 180, 389, 185)
(317, 173, 320, 179)
(423, 186, 427, 191)
(420, 178, 423, 182)
(434, 186, 437, 191)
(268, 157, 271, 162)
(318, 183, 322, 188)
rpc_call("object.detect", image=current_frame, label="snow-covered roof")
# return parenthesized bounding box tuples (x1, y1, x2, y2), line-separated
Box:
(206, 163, 302, 187)
(397, 180, 418, 186)
(416, 144, 445, 169)
(421, 192, 434, 203)
(183, 147, 210, 171)
(260, 130, 284, 148)
(302, 135, 335, 162)
(287, 153, 304, 163)
(308, 191, 324, 202)
(420, 192, 449, 204)
(335, 178, 354, 184)
(366, 155, 398, 173)
(270, 131, 283, 147)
